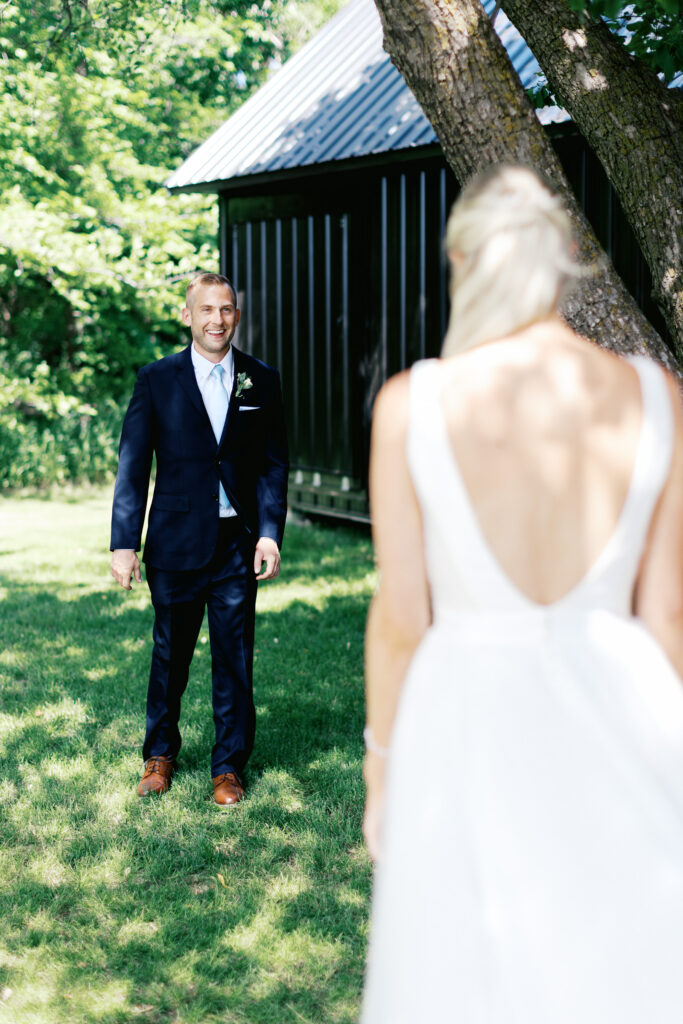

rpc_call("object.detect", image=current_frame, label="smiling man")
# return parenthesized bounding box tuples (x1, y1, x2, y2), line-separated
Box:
(110, 272, 288, 805)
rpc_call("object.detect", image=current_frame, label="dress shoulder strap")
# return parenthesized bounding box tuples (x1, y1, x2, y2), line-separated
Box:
(406, 359, 443, 503)
(622, 355, 675, 542)
(408, 358, 440, 411)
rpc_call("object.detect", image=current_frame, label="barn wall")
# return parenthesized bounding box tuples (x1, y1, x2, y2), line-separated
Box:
(219, 139, 667, 522)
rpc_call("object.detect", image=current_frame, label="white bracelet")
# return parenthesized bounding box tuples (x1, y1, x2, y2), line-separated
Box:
(363, 725, 389, 758)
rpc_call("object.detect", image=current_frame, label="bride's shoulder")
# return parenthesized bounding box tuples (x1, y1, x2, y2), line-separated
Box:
(371, 369, 414, 445)
(375, 359, 436, 408)
(373, 360, 445, 440)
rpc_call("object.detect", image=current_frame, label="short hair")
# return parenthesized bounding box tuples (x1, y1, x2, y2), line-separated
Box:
(185, 272, 237, 307)
(442, 166, 582, 356)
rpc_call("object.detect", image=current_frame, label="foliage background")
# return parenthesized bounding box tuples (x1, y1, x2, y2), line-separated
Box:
(0, 0, 342, 489)
(528, 0, 683, 108)
(2, 0, 680, 489)
(568, 0, 683, 82)
(0, 490, 374, 1023)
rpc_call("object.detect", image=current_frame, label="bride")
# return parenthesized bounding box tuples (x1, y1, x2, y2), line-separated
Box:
(361, 166, 683, 1023)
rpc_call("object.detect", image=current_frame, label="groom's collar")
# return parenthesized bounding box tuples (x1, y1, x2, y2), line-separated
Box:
(190, 343, 234, 382)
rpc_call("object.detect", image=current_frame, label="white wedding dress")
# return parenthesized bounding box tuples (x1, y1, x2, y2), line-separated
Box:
(361, 356, 683, 1024)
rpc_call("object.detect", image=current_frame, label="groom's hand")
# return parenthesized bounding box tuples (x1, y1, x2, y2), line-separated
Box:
(254, 537, 281, 581)
(111, 549, 142, 590)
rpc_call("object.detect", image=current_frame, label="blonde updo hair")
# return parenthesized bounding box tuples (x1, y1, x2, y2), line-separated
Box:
(442, 165, 581, 356)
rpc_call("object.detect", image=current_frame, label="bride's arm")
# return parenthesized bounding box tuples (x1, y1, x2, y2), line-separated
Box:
(363, 374, 432, 862)
(635, 375, 683, 678)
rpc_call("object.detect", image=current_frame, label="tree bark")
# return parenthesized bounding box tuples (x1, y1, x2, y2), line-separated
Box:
(501, 0, 683, 361)
(371, 0, 678, 370)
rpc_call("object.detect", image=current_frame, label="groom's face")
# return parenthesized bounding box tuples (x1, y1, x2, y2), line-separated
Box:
(182, 283, 241, 362)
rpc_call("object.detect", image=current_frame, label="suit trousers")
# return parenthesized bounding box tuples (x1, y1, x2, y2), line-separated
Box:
(143, 517, 257, 778)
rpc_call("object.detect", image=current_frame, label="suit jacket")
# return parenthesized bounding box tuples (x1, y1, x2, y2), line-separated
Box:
(110, 344, 289, 571)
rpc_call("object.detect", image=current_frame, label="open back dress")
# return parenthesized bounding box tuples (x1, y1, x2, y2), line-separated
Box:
(361, 356, 683, 1024)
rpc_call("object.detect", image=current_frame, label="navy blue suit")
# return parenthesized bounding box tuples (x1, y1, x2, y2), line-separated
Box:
(111, 343, 288, 776)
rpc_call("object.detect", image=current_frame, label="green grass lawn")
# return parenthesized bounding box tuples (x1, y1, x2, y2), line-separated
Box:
(0, 489, 376, 1024)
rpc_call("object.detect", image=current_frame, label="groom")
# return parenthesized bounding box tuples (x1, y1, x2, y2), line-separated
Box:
(110, 272, 288, 805)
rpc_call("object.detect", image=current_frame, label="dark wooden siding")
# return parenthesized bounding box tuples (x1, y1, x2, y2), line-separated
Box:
(228, 206, 359, 513)
(220, 137, 669, 522)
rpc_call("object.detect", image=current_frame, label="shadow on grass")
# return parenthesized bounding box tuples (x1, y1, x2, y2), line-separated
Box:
(0, 579, 367, 770)
(0, 529, 374, 1024)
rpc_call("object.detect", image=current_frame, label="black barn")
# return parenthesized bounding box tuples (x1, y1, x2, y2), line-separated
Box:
(167, 0, 666, 522)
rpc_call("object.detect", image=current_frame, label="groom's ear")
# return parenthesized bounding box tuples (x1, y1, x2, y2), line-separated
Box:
(181, 306, 191, 326)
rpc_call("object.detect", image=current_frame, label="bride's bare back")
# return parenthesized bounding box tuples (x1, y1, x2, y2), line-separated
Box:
(364, 168, 683, 790)
(440, 320, 662, 607)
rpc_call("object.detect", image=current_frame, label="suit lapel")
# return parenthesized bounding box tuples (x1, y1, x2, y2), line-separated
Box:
(220, 346, 243, 446)
(176, 343, 246, 450)
(175, 344, 210, 423)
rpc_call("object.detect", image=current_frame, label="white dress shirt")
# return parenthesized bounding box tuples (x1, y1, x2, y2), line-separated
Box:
(191, 343, 236, 518)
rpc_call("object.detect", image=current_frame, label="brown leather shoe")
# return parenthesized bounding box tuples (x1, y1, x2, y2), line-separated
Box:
(137, 755, 175, 796)
(213, 772, 245, 806)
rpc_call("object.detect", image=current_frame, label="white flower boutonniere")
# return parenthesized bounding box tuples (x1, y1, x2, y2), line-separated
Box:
(235, 373, 253, 400)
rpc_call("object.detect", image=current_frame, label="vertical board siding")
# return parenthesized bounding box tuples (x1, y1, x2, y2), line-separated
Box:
(554, 136, 667, 339)
(231, 222, 240, 295)
(325, 213, 333, 458)
(399, 173, 407, 370)
(341, 213, 350, 471)
(260, 221, 268, 363)
(419, 170, 427, 360)
(290, 218, 299, 453)
(223, 162, 457, 500)
(275, 218, 283, 374)
(245, 222, 253, 355)
(225, 199, 357, 480)
(219, 196, 229, 276)
(218, 137, 666, 521)
(439, 167, 450, 341)
(307, 215, 316, 464)
(380, 176, 389, 382)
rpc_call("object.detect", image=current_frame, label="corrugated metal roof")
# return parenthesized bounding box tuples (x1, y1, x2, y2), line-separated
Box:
(166, 0, 565, 191)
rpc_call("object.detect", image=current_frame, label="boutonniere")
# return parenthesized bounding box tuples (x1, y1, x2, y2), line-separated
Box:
(235, 373, 253, 400)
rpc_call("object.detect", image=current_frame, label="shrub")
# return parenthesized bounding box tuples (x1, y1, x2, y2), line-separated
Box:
(0, 363, 124, 489)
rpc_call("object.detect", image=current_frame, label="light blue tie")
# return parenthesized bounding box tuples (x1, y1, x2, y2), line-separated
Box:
(205, 364, 230, 512)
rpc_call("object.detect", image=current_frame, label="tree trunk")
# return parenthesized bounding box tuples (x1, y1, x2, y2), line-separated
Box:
(371, 0, 678, 370)
(501, 0, 683, 361)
